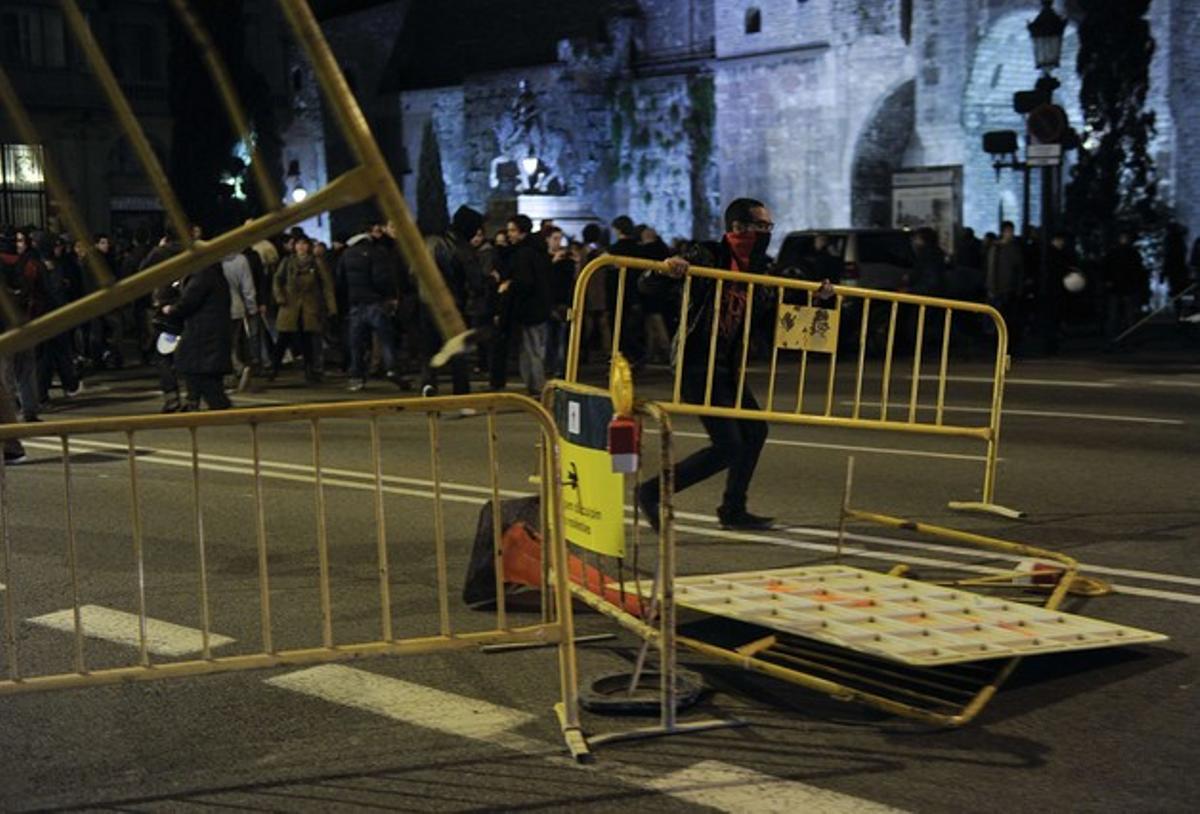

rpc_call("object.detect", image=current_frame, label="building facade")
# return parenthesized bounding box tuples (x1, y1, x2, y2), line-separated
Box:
(374, 0, 1197, 253)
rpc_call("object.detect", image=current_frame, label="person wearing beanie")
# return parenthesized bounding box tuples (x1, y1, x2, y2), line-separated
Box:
(421, 205, 486, 396)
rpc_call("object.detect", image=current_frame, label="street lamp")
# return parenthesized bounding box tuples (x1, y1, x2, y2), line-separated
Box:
(1026, 0, 1067, 355)
(286, 159, 307, 204)
(1028, 0, 1067, 72)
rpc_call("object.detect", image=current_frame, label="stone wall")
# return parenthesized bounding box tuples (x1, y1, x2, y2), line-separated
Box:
(383, 0, 1194, 252)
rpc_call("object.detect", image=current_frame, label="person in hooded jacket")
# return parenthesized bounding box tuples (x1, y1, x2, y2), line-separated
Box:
(162, 256, 232, 411)
(636, 198, 832, 531)
(421, 205, 485, 395)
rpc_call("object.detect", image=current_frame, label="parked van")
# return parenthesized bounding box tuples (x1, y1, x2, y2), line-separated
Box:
(775, 229, 915, 290)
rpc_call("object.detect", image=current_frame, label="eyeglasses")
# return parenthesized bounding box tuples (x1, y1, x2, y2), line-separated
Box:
(747, 219, 774, 233)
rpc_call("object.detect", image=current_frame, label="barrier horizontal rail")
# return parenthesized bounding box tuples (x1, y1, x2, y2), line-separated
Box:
(565, 254, 1019, 518)
(0, 392, 588, 760)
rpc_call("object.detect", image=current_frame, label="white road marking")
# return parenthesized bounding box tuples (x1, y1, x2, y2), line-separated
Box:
(268, 666, 909, 811)
(26, 605, 234, 656)
(845, 401, 1184, 426)
(644, 760, 907, 814)
(918, 374, 1116, 389)
(266, 664, 543, 753)
(653, 429, 990, 463)
(19, 439, 1200, 602)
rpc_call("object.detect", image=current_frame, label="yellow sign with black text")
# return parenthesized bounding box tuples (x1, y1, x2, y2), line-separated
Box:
(560, 440, 626, 558)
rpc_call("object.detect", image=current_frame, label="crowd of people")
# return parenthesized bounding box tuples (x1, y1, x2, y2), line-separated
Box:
(0, 208, 683, 441)
(3, 203, 1198, 466)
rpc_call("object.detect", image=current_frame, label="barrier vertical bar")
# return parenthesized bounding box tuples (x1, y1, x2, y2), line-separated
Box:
(672, 276, 692, 404)
(853, 299, 871, 419)
(796, 289, 813, 415)
(734, 283, 755, 410)
(369, 416, 393, 642)
(936, 311, 952, 426)
(250, 423, 273, 653)
(310, 419, 334, 649)
(658, 409, 678, 730)
(428, 414, 452, 637)
(982, 317, 1010, 505)
(704, 279, 724, 406)
(908, 306, 926, 423)
(823, 294, 843, 418)
(766, 288, 784, 411)
(610, 267, 627, 364)
(189, 428, 212, 660)
(546, 423, 585, 752)
(0, 456, 20, 680)
(126, 431, 150, 667)
(880, 301, 899, 420)
(61, 437, 86, 674)
(486, 411, 507, 630)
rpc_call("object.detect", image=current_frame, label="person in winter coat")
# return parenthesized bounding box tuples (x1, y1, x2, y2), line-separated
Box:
(635, 198, 833, 532)
(270, 234, 337, 383)
(337, 224, 404, 391)
(163, 263, 232, 410)
(499, 215, 552, 395)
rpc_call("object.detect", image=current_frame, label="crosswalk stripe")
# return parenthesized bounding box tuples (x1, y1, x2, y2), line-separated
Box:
(642, 759, 908, 813)
(265, 665, 544, 753)
(266, 666, 908, 811)
(26, 605, 234, 656)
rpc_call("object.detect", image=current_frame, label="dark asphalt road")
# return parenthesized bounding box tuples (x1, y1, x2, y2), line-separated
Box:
(0, 348, 1196, 812)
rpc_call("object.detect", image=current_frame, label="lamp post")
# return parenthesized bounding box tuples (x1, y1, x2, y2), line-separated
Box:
(1027, 0, 1066, 354)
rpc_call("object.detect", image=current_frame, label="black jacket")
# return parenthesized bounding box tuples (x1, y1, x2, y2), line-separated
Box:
(639, 235, 774, 369)
(507, 237, 552, 326)
(336, 236, 397, 305)
(173, 265, 232, 376)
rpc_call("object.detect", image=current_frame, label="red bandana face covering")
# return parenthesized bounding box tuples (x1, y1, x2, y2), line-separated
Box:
(719, 231, 758, 337)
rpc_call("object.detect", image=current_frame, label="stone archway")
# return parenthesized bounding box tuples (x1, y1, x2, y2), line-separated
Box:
(961, 8, 1081, 235)
(851, 80, 915, 228)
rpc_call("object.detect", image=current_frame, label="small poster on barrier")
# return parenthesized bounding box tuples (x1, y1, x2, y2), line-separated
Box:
(776, 304, 840, 353)
(553, 389, 626, 558)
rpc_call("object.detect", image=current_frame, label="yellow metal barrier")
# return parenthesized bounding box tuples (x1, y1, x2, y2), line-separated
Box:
(0, 393, 588, 761)
(0, 0, 466, 358)
(542, 380, 737, 746)
(566, 255, 1020, 518)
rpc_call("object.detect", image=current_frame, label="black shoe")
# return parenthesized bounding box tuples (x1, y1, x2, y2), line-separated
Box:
(637, 484, 660, 532)
(717, 508, 774, 531)
(390, 372, 412, 390)
(3, 450, 29, 465)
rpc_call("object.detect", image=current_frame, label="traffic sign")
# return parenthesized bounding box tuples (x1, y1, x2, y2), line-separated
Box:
(1027, 143, 1063, 167)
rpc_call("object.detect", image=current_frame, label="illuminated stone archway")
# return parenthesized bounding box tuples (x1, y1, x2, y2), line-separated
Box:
(850, 79, 915, 228)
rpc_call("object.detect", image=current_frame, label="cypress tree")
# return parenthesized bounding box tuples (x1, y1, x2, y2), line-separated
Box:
(416, 120, 450, 236)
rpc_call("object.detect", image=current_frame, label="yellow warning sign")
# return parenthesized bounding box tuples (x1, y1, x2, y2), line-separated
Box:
(776, 304, 839, 353)
(560, 440, 626, 557)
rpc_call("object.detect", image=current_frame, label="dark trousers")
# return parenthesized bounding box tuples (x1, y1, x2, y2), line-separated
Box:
(489, 326, 510, 391)
(272, 331, 314, 374)
(348, 302, 398, 380)
(38, 333, 79, 397)
(419, 307, 469, 394)
(643, 365, 768, 513)
(185, 374, 231, 410)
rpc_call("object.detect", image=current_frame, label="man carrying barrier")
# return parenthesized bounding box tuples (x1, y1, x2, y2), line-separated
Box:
(635, 198, 834, 531)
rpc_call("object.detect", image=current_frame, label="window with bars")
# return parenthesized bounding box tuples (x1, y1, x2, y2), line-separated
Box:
(0, 144, 48, 228)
